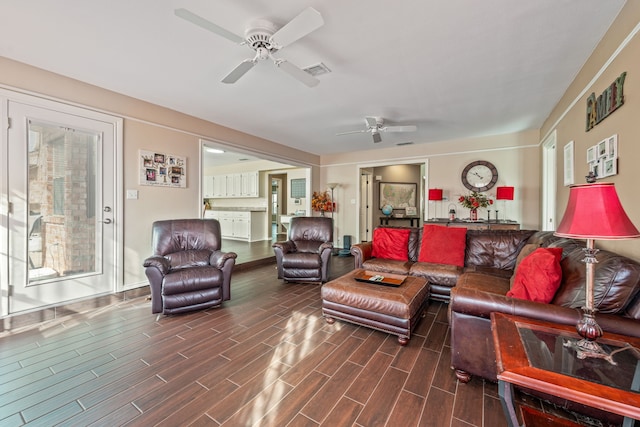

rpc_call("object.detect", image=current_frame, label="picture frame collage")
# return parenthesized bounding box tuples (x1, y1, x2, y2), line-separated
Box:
(586, 134, 618, 179)
(139, 149, 187, 188)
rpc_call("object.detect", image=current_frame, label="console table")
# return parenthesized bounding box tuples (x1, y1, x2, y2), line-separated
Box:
(424, 219, 519, 230)
(379, 216, 421, 227)
(492, 312, 640, 427)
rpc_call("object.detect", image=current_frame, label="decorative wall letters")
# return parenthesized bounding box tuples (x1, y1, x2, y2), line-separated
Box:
(585, 71, 626, 131)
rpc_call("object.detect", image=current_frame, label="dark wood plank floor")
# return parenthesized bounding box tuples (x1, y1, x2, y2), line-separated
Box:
(0, 255, 584, 427)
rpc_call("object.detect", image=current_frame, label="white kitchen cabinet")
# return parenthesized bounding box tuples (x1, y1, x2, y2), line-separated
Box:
(241, 171, 259, 197)
(212, 175, 226, 198)
(206, 210, 266, 241)
(210, 172, 260, 198)
(203, 175, 214, 198)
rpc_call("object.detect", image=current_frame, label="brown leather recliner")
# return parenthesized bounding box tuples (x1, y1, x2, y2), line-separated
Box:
(143, 219, 237, 314)
(272, 216, 333, 283)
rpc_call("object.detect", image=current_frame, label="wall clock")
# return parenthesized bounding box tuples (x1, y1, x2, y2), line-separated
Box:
(461, 160, 498, 192)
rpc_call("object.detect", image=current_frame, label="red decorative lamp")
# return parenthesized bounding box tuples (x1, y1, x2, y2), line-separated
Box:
(554, 182, 640, 363)
(428, 188, 443, 219)
(495, 186, 514, 222)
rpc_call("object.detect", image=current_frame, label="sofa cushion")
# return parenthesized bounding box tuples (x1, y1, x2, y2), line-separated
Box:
(465, 229, 537, 270)
(507, 247, 563, 303)
(166, 249, 211, 270)
(372, 227, 411, 261)
(550, 243, 640, 314)
(410, 262, 462, 287)
(510, 243, 540, 287)
(418, 225, 467, 267)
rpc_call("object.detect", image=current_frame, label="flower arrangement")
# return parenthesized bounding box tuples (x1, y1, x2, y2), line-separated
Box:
(458, 191, 493, 210)
(311, 190, 334, 212)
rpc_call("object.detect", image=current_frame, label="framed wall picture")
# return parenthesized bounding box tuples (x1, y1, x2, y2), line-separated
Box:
(563, 141, 574, 186)
(379, 182, 417, 209)
(586, 146, 596, 163)
(590, 158, 601, 178)
(602, 157, 617, 177)
(607, 134, 618, 158)
(405, 206, 417, 216)
(597, 139, 608, 158)
(140, 149, 186, 188)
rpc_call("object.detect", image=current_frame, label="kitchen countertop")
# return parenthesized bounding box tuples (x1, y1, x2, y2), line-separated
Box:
(206, 207, 267, 212)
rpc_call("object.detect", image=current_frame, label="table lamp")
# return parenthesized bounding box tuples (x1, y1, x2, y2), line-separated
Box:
(496, 186, 514, 222)
(428, 188, 443, 219)
(554, 182, 640, 363)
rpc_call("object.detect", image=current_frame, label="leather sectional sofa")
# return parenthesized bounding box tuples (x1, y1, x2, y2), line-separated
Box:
(450, 230, 640, 424)
(351, 226, 536, 302)
(353, 225, 640, 424)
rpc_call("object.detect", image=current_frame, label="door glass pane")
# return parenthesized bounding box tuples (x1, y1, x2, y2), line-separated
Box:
(27, 120, 100, 283)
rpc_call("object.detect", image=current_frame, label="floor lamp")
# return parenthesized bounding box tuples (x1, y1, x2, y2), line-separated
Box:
(327, 182, 339, 254)
(554, 182, 640, 363)
(428, 188, 443, 219)
(495, 186, 514, 222)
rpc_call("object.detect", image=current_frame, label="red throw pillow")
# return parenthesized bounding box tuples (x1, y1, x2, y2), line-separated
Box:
(371, 228, 411, 261)
(417, 225, 467, 267)
(507, 247, 563, 303)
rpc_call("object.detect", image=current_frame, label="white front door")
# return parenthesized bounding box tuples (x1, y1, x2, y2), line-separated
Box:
(4, 99, 118, 314)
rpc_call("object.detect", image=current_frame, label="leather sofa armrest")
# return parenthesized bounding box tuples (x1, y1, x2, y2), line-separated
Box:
(143, 256, 170, 275)
(449, 285, 581, 325)
(351, 242, 372, 268)
(272, 240, 296, 254)
(318, 242, 333, 254)
(210, 250, 238, 270)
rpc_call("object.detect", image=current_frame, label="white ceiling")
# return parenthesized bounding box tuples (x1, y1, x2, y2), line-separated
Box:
(0, 1, 626, 156)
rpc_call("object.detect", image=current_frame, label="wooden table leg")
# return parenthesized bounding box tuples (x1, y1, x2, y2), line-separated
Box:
(498, 380, 521, 427)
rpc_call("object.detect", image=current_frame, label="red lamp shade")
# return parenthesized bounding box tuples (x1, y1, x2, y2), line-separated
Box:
(555, 183, 640, 240)
(428, 188, 443, 201)
(496, 186, 514, 200)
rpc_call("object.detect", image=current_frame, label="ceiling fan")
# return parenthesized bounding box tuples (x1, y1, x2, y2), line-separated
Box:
(336, 117, 418, 143)
(174, 7, 324, 87)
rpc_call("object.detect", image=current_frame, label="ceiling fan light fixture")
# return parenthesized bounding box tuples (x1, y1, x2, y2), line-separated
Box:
(175, 7, 324, 87)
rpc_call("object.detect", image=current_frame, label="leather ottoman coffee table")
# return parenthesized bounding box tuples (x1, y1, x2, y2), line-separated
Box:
(321, 269, 430, 345)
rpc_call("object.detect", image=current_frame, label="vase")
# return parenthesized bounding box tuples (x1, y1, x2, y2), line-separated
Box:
(320, 210, 325, 217)
(470, 209, 478, 221)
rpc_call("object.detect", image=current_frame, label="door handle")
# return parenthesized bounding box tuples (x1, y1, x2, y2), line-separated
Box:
(101, 218, 113, 224)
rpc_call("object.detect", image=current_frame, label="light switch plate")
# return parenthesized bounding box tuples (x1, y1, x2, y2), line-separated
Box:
(126, 189, 138, 199)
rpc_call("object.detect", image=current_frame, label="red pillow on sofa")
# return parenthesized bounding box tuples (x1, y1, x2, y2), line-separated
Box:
(371, 228, 411, 261)
(507, 247, 563, 303)
(417, 225, 467, 267)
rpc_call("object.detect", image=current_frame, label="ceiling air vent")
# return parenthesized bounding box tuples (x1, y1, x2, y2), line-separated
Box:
(396, 142, 414, 146)
(303, 62, 331, 76)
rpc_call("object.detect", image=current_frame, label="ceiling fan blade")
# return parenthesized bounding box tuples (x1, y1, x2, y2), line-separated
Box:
(382, 125, 418, 133)
(336, 129, 367, 136)
(221, 59, 256, 84)
(175, 8, 245, 44)
(275, 59, 319, 87)
(372, 132, 382, 143)
(270, 7, 324, 48)
(364, 116, 378, 129)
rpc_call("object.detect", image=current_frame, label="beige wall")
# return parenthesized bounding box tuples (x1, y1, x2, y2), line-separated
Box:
(320, 130, 541, 246)
(0, 56, 320, 288)
(541, 1, 640, 260)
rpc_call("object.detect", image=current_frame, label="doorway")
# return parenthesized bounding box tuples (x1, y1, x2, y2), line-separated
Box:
(2, 97, 120, 315)
(541, 131, 557, 231)
(270, 175, 286, 240)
